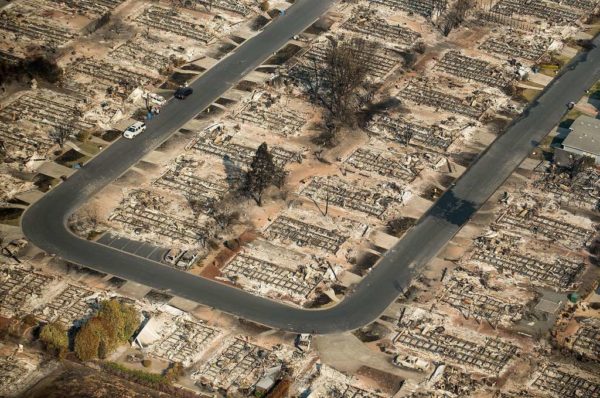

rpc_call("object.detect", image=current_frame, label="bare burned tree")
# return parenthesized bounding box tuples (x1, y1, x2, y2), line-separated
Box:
(439, 0, 474, 36)
(102, 18, 129, 41)
(68, 207, 101, 239)
(169, 0, 181, 11)
(398, 126, 414, 146)
(200, 0, 214, 12)
(300, 38, 375, 143)
(50, 121, 74, 148)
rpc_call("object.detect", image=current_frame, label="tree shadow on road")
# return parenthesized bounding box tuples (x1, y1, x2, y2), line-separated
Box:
(427, 190, 477, 227)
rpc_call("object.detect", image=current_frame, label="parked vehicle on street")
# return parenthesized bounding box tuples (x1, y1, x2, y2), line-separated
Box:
(142, 92, 166, 106)
(174, 86, 193, 99)
(123, 121, 146, 139)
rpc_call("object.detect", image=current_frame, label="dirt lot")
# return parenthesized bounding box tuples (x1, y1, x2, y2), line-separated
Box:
(20, 363, 169, 398)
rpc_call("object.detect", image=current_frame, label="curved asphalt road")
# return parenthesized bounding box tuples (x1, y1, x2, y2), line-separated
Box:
(21, 4, 600, 333)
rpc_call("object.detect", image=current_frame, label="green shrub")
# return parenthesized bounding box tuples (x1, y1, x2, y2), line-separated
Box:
(74, 299, 140, 361)
(102, 362, 169, 387)
(74, 318, 102, 361)
(39, 322, 68, 358)
(164, 362, 184, 383)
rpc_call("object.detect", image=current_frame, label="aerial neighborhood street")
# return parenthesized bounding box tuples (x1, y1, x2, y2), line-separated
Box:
(2, 0, 600, 396)
(21, 4, 600, 333)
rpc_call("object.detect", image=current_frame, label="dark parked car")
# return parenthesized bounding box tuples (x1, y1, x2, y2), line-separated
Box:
(175, 86, 193, 99)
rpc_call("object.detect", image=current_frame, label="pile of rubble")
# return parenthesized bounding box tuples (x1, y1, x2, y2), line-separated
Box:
(533, 165, 600, 211)
(135, 310, 220, 368)
(439, 268, 525, 326)
(548, 0, 599, 12)
(153, 157, 228, 215)
(135, 6, 215, 44)
(367, 115, 455, 152)
(0, 267, 53, 318)
(0, 357, 36, 397)
(1, 89, 94, 138)
(344, 148, 419, 182)
(235, 92, 307, 137)
(395, 325, 518, 375)
(190, 127, 302, 170)
(300, 176, 405, 219)
(493, 207, 594, 250)
(222, 241, 332, 304)
(35, 284, 97, 327)
(568, 318, 600, 361)
(398, 79, 485, 119)
(531, 364, 600, 398)
(472, 236, 585, 290)
(422, 365, 493, 397)
(435, 51, 511, 88)
(303, 364, 384, 398)
(296, 37, 403, 80)
(0, 121, 53, 161)
(196, 0, 252, 16)
(109, 189, 215, 248)
(0, 3, 76, 47)
(264, 215, 349, 255)
(492, 0, 583, 24)
(46, 0, 124, 17)
(109, 38, 177, 75)
(367, 0, 447, 19)
(65, 58, 152, 96)
(192, 338, 284, 393)
(479, 33, 551, 62)
(341, 7, 421, 46)
(0, 173, 34, 202)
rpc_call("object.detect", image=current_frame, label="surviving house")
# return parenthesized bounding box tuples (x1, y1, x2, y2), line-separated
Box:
(561, 115, 600, 164)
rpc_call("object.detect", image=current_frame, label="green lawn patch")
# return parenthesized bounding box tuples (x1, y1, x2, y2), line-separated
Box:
(559, 108, 583, 129)
(517, 88, 541, 103)
(78, 141, 102, 156)
(589, 80, 600, 99)
(101, 362, 169, 388)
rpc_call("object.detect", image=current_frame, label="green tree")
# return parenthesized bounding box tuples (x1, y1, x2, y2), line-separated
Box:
(98, 299, 139, 342)
(98, 300, 126, 342)
(39, 322, 68, 358)
(121, 303, 140, 340)
(74, 317, 101, 361)
(74, 299, 140, 361)
(245, 143, 277, 206)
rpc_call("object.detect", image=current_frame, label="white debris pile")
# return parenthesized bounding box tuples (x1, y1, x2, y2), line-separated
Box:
(191, 337, 291, 394)
(304, 364, 383, 397)
(0, 266, 54, 318)
(221, 240, 334, 305)
(0, 173, 34, 202)
(133, 305, 220, 367)
(108, 189, 216, 251)
(0, 356, 37, 397)
(35, 284, 100, 327)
